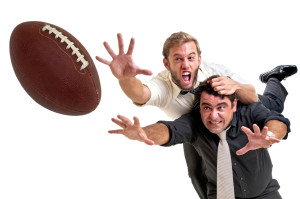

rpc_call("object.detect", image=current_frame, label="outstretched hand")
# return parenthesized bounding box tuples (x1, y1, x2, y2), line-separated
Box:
(96, 33, 152, 80)
(236, 124, 280, 156)
(109, 115, 155, 145)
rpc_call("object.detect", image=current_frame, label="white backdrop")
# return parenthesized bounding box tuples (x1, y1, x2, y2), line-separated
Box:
(1, 0, 299, 198)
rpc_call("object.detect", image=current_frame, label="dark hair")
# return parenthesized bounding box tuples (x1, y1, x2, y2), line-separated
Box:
(195, 75, 236, 108)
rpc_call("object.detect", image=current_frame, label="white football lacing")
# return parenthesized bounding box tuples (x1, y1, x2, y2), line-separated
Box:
(42, 24, 89, 70)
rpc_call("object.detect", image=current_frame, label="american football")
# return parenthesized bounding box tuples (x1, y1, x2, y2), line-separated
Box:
(9, 21, 101, 115)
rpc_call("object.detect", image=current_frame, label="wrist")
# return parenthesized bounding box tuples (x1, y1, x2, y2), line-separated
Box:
(227, 76, 240, 91)
(119, 76, 136, 82)
(267, 131, 275, 138)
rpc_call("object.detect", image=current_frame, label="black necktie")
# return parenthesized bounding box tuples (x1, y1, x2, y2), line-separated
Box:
(180, 88, 197, 95)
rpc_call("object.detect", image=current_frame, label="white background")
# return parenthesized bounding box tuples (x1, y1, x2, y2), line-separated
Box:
(1, 0, 299, 198)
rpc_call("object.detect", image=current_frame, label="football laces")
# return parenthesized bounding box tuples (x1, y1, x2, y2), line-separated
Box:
(42, 24, 89, 70)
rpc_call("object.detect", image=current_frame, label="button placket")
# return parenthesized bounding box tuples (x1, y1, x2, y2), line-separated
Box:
(231, 159, 249, 197)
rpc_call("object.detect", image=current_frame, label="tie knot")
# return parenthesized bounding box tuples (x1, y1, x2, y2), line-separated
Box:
(218, 130, 227, 141)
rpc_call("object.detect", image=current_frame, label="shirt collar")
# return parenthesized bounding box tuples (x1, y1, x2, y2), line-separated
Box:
(168, 72, 182, 99)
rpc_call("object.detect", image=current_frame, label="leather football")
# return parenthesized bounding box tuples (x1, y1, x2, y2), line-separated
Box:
(10, 21, 101, 115)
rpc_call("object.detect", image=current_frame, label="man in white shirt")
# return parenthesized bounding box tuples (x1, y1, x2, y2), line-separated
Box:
(96, 32, 296, 198)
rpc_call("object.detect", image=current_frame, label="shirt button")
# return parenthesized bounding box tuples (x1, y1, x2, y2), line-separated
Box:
(241, 177, 243, 180)
(233, 162, 237, 166)
(244, 189, 247, 192)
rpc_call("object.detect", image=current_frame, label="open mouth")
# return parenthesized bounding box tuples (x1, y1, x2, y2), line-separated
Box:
(209, 121, 222, 125)
(206, 119, 224, 133)
(182, 72, 191, 83)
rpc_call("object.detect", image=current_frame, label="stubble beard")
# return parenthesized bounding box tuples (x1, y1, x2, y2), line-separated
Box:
(170, 66, 199, 90)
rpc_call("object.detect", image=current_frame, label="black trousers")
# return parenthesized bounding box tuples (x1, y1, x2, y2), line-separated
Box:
(183, 78, 288, 199)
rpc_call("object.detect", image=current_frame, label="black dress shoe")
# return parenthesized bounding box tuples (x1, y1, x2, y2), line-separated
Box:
(259, 65, 297, 83)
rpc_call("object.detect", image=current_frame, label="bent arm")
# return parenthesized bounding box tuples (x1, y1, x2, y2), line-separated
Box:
(236, 101, 290, 155)
(235, 82, 258, 104)
(210, 76, 258, 104)
(236, 121, 287, 156)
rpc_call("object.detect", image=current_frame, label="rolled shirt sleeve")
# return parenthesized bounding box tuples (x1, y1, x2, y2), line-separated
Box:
(158, 111, 200, 146)
(249, 102, 291, 139)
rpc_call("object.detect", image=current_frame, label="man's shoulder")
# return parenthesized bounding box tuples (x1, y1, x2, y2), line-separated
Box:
(155, 70, 170, 80)
(237, 100, 263, 110)
(201, 60, 228, 70)
(201, 60, 233, 77)
(147, 70, 172, 90)
(236, 100, 276, 119)
(201, 61, 247, 83)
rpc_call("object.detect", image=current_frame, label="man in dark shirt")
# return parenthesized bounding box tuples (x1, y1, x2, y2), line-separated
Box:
(109, 75, 290, 199)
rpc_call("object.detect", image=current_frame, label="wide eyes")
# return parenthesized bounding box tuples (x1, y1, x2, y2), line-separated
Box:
(174, 56, 195, 62)
(203, 106, 211, 111)
(218, 106, 225, 111)
(202, 105, 226, 112)
(188, 56, 195, 61)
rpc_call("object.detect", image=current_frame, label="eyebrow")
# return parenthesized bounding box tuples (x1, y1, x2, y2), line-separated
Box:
(201, 102, 228, 107)
(173, 52, 197, 57)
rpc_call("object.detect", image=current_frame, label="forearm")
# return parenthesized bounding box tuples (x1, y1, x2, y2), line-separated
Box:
(143, 123, 170, 145)
(119, 77, 151, 105)
(235, 83, 259, 104)
(210, 76, 258, 104)
(265, 120, 288, 139)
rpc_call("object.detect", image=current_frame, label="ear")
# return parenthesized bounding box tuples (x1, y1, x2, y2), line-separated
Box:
(232, 99, 237, 112)
(198, 55, 202, 67)
(163, 58, 170, 70)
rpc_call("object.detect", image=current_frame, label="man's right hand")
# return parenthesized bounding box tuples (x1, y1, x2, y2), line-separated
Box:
(109, 115, 155, 145)
(96, 33, 152, 80)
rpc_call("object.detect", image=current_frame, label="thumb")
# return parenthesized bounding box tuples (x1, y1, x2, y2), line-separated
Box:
(95, 56, 110, 65)
(139, 132, 155, 145)
(136, 68, 153, 76)
(133, 116, 140, 126)
(236, 145, 250, 156)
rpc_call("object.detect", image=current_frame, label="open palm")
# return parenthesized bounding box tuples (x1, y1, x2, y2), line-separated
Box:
(109, 115, 155, 145)
(236, 124, 280, 156)
(96, 33, 152, 80)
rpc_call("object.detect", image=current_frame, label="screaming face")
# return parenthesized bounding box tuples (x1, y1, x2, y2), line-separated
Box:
(199, 92, 237, 134)
(164, 41, 201, 90)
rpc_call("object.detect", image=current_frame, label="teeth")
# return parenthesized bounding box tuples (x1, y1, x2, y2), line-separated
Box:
(211, 121, 221, 124)
(183, 72, 190, 75)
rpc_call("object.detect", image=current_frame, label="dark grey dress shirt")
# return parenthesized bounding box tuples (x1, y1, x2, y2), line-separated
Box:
(159, 101, 290, 199)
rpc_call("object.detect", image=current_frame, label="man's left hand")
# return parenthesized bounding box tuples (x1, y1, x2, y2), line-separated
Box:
(236, 124, 280, 156)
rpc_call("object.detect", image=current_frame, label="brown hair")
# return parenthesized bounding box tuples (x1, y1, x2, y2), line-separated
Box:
(162, 32, 201, 60)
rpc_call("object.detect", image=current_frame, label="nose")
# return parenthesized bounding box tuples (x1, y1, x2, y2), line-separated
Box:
(209, 109, 219, 120)
(182, 58, 189, 69)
